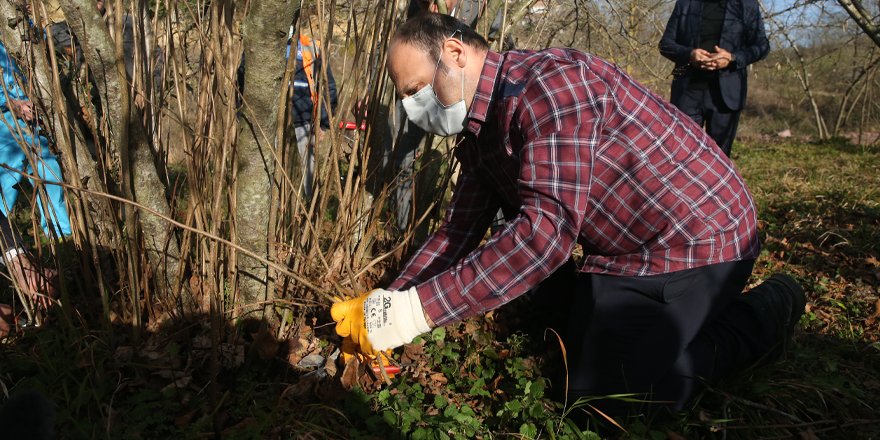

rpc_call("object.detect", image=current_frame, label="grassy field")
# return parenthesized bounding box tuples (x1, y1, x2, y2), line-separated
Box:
(1, 138, 878, 439)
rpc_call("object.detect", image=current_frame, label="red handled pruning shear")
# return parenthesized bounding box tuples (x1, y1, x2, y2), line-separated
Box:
(338, 120, 367, 131)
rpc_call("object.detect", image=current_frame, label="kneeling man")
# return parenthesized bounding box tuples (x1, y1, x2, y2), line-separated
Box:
(333, 13, 804, 416)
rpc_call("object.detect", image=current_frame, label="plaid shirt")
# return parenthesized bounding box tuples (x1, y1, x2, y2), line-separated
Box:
(389, 49, 760, 326)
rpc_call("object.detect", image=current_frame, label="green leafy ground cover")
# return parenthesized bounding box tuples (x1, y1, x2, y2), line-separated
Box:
(1, 139, 878, 439)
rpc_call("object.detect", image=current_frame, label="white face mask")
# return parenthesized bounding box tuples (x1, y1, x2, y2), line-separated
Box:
(401, 34, 467, 136)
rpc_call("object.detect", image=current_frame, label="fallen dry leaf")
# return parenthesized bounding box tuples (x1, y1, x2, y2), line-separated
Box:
(666, 430, 687, 440)
(799, 428, 821, 440)
(250, 327, 280, 360)
(429, 372, 448, 385)
(286, 336, 310, 367)
(340, 356, 360, 391)
(324, 353, 338, 377)
(865, 299, 880, 326)
(174, 409, 199, 428)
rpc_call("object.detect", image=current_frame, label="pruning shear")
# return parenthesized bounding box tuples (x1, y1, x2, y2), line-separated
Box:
(372, 362, 401, 376)
(339, 338, 401, 379)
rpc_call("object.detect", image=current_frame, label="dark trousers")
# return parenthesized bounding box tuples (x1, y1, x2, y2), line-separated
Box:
(537, 259, 761, 416)
(674, 84, 741, 157)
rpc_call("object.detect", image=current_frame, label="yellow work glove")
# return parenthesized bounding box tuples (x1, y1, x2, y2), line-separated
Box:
(332, 292, 377, 356)
(331, 287, 432, 356)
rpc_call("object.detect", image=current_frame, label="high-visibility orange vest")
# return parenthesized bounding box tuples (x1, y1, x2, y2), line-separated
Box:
(299, 35, 319, 105)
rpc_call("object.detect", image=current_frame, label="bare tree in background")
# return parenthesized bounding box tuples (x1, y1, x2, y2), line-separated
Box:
(837, 0, 880, 48)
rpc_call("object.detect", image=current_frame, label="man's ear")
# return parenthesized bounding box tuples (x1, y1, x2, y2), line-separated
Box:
(443, 37, 467, 68)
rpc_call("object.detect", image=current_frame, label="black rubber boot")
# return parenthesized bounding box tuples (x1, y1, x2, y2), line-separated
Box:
(742, 273, 806, 364)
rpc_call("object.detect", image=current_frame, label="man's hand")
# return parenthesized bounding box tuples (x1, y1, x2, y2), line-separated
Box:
(331, 292, 376, 356)
(331, 287, 433, 357)
(689, 48, 713, 69)
(9, 99, 35, 122)
(707, 45, 734, 70)
(6, 252, 57, 310)
(699, 46, 734, 71)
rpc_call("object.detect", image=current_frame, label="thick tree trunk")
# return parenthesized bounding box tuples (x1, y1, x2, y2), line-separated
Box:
(235, 0, 293, 318)
(130, 113, 182, 303)
(58, 0, 126, 147)
(59, 0, 182, 314)
(124, 2, 183, 309)
(60, 0, 146, 330)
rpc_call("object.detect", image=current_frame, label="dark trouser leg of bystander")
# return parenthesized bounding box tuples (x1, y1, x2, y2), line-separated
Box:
(675, 87, 707, 130)
(0, 390, 55, 439)
(294, 124, 315, 201)
(673, 85, 740, 157)
(705, 84, 740, 157)
(389, 102, 425, 235)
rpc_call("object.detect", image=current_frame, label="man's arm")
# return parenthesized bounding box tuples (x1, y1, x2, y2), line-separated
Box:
(413, 61, 595, 327)
(658, 0, 692, 65)
(388, 170, 499, 292)
(731, 0, 770, 70)
(331, 169, 496, 354)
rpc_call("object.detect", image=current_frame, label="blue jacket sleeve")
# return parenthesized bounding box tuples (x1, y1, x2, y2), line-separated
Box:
(0, 41, 28, 110)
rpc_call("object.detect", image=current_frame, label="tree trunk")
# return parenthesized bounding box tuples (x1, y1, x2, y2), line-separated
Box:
(130, 111, 183, 304)
(60, 0, 182, 319)
(125, 1, 183, 309)
(235, 0, 294, 318)
(58, 0, 126, 149)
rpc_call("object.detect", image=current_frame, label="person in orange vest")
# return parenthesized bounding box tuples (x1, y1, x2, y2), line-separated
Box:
(287, 31, 338, 200)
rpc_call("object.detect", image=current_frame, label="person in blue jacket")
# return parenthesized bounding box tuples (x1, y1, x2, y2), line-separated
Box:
(659, 0, 770, 157)
(0, 39, 71, 238)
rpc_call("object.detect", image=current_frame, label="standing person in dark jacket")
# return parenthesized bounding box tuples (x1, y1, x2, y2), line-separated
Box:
(288, 29, 337, 200)
(659, 0, 769, 157)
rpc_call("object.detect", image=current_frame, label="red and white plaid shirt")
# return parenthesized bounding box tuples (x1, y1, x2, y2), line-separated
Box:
(389, 49, 760, 326)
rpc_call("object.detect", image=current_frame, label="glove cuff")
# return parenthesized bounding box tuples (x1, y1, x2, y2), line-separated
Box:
(364, 287, 431, 351)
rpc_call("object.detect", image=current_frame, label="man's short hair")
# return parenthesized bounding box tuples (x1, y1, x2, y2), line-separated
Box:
(392, 13, 489, 63)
